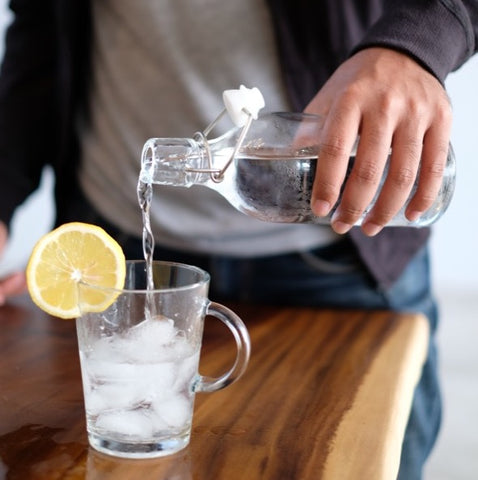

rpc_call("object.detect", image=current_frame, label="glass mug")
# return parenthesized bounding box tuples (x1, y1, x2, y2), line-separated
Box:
(76, 260, 251, 458)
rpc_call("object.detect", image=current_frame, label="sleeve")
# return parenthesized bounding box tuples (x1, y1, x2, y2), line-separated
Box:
(0, 0, 59, 226)
(352, 0, 478, 84)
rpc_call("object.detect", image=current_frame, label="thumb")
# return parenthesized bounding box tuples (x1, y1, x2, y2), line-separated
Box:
(0, 272, 28, 305)
(0, 222, 8, 256)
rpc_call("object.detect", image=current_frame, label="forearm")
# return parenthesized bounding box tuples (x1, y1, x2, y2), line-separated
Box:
(0, 0, 59, 225)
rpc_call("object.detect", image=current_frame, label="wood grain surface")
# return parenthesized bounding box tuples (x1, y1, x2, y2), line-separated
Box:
(0, 296, 428, 479)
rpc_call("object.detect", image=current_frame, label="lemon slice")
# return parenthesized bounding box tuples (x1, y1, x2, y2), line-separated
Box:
(26, 222, 126, 319)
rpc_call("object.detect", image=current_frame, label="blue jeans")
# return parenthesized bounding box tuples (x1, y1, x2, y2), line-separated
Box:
(121, 236, 440, 480)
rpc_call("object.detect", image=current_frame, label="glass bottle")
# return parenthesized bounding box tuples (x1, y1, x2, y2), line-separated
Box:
(139, 111, 456, 227)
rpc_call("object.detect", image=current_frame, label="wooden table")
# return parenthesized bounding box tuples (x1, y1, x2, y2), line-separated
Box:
(0, 295, 429, 480)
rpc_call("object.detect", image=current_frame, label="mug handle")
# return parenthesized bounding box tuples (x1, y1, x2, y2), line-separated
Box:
(193, 301, 251, 393)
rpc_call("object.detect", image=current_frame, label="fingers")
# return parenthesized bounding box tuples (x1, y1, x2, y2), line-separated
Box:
(405, 114, 451, 221)
(310, 100, 361, 218)
(323, 120, 447, 237)
(0, 271, 27, 305)
(306, 48, 452, 236)
(0, 221, 28, 305)
(330, 117, 393, 234)
(0, 222, 7, 250)
(361, 103, 451, 235)
(360, 122, 423, 235)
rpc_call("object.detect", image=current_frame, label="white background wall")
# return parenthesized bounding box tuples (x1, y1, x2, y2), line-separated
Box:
(0, 2, 477, 294)
(431, 55, 478, 294)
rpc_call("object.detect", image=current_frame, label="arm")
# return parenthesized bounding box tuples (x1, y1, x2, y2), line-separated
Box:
(0, 222, 26, 304)
(0, 0, 58, 302)
(307, 0, 478, 235)
(0, 0, 59, 227)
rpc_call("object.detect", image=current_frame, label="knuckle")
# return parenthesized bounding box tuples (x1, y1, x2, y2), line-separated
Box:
(434, 140, 451, 160)
(436, 95, 453, 123)
(402, 137, 423, 154)
(338, 84, 364, 105)
(361, 128, 385, 150)
(351, 161, 381, 186)
(319, 137, 349, 159)
(337, 203, 365, 221)
(339, 200, 365, 224)
(405, 99, 425, 120)
(438, 105, 452, 126)
(378, 94, 399, 116)
(390, 166, 416, 190)
(314, 180, 341, 203)
(413, 192, 437, 211)
(422, 160, 446, 180)
(369, 207, 396, 225)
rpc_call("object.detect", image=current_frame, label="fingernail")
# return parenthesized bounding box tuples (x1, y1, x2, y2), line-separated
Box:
(331, 216, 353, 234)
(331, 210, 352, 234)
(362, 221, 383, 237)
(312, 200, 331, 217)
(407, 211, 422, 222)
(334, 222, 353, 234)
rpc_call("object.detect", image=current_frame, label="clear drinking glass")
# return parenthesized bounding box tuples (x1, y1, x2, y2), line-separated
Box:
(76, 260, 251, 459)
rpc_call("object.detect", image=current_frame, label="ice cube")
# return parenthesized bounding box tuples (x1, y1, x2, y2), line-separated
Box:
(173, 350, 200, 393)
(85, 359, 140, 382)
(120, 317, 179, 363)
(84, 360, 179, 416)
(85, 386, 112, 415)
(130, 316, 177, 345)
(86, 381, 140, 415)
(153, 395, 192, 429)
(95, 409, 154, 438)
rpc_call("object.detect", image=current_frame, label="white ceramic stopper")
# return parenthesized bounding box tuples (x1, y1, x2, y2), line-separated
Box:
(222, 85, 265, 127)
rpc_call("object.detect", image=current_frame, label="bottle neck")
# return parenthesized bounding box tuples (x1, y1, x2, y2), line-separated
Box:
(140, 137, 210, 187)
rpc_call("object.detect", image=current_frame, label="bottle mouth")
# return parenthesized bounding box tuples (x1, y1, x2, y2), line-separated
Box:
(139, 140, 155, 184)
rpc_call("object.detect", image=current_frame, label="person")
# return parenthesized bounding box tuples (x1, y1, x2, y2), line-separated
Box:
(0, 1, 476, 478)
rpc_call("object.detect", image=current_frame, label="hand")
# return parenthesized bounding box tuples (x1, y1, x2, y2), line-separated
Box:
(0, 222, 27, 305)
(305, 47, 452, 236)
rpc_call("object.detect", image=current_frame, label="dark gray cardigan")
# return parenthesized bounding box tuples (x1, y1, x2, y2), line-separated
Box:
(0, 0, 476, 288)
